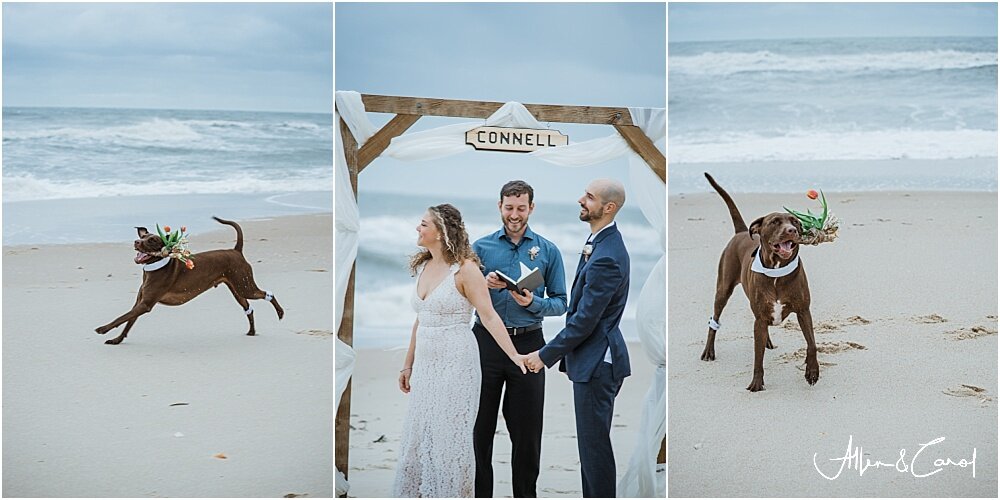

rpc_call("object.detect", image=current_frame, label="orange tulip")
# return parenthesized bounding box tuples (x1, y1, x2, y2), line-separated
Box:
(180, 226, 187, 233)
(186, 260, 195, 270)
(163, 225, 172, 233)
(806, 189, 819, 200)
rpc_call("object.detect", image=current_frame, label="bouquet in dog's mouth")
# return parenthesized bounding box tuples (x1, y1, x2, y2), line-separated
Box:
(157, 224, 195, 269)
(784, 189, 840, 245)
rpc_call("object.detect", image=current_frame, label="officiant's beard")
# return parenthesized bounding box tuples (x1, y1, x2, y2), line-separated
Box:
(579, 205, 604, 222)
(503, 216, 527, 235)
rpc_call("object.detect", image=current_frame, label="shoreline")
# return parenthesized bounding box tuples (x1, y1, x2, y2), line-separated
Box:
(2, 191, 332, 246)
(667, 157, 999, 194)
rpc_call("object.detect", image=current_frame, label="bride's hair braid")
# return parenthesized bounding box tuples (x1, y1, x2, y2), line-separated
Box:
(409, 204, 480, 276)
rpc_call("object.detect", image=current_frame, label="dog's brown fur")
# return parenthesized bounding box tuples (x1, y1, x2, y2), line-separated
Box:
(701, 173, 818, 392)
(95, 216, 284, 345)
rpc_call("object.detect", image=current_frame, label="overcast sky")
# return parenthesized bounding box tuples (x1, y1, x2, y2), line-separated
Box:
(2, 3, 332, 112)
(336, 2, 666, 202)
(669, 2, 998, 42)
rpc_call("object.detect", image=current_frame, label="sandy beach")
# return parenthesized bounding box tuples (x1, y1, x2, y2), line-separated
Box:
(2, 214, 333, 497)
(343, 341, 661, 497)
(668, 189, 998, 497)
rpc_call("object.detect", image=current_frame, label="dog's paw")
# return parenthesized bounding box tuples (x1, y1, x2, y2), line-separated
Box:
(805, 364, 820, 385)
(700, 349, 716, 361)
(104, 337, 124, 345)
(95, 325, 111, 335)
(746, 379, 766, 392)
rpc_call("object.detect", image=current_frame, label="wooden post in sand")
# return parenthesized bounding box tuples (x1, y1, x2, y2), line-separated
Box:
(335, 118, 358, 497)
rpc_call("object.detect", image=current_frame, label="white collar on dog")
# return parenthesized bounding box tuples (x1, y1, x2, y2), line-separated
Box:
(142, 258, 171, 272)
(751, 247, 799, 278)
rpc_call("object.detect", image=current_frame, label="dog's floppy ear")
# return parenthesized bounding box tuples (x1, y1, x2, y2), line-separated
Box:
(136, 227, 149, 237)
(748, 217, 764, 236)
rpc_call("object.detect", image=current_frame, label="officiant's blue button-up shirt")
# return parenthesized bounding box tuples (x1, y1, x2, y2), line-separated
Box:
(473, 225, 567, 328)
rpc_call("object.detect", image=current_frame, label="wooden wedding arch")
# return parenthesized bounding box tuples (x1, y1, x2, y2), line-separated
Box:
(335, 94, 666, 491)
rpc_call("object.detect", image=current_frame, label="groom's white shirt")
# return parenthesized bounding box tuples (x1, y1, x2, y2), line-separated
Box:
(586, 221, 617, 365)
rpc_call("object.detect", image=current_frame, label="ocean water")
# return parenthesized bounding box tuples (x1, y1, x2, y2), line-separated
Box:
(2, 107, 333, 244)
(669, 36, 998, 192)
(351, 191, 663, 348)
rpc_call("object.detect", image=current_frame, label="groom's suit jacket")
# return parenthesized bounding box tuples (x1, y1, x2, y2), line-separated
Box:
(538, 223, 631, 383)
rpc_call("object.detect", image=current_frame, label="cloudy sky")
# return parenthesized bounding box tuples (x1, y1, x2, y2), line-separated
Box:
(336, 2, 666, 202)
(669, 2, 998, 42)
(2, 3, 332, 112)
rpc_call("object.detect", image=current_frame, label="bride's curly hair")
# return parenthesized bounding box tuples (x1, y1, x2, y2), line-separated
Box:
(409, 203, 480, 276)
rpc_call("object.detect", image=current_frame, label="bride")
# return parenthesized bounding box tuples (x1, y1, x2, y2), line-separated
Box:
(392, 203, 528, 497)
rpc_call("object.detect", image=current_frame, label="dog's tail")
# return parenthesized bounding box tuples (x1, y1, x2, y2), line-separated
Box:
(704, 173, 748, 234)
(212, 216, 244, 253)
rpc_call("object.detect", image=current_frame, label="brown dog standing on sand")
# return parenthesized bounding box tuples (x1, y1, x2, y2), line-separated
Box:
(701, 173, 818, 392)
(95, 216, 284, 345)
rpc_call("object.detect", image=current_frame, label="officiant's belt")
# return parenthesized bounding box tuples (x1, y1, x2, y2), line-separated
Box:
(504, 323, 543, 336)
(478, 321, 543, 336)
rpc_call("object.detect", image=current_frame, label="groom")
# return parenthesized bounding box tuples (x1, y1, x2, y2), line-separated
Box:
(525, 178, 631, 498)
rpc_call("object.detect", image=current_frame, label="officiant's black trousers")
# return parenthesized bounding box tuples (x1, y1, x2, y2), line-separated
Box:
(472, 323, 546, 498)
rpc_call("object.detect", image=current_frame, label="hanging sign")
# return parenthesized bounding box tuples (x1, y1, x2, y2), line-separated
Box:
(465, 127, 568, 153)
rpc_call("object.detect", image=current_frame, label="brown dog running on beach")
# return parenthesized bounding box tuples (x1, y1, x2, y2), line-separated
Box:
(701, 173, 818, 392)
(95, 216, 284, 345)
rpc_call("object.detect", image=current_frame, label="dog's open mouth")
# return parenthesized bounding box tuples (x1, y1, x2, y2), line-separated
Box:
(135, 252, 155, 264)
(772, 239, 796, 260)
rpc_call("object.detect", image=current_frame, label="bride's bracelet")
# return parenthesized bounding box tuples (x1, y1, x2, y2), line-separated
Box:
(400, 367, 412, 373)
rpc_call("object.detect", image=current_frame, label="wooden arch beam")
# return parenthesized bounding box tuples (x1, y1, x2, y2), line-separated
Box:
(358, 114, 421, 172)
(614, 124, 666, 182)
(361, 94, 635, 126)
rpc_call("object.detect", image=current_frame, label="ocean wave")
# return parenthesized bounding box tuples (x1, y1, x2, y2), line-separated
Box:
(669, 129, 999, 164)
(355, 284, 640, 329)
(670, 50, 997, 76)
(277, 121, 324, 131)
(3, 117, 330, 149)
(358, 215, 663, 262)
(2, 172, 333, 202)
(3, 118, 205, 144)
(355, 283, 420, 328)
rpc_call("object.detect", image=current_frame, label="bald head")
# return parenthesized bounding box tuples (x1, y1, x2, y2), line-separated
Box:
(578, 178, 626, 227)
(589, 178, 626, 215)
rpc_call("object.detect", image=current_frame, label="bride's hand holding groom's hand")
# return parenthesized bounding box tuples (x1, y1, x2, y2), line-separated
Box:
(524, 351, 544, 373)
(511, 354, 528, 375)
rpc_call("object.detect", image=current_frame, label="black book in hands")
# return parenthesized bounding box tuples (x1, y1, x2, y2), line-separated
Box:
(495, 262, 543, 296)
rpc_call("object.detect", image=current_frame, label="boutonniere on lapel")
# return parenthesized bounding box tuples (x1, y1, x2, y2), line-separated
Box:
(581, 243, 593, 262)
(528, 246, 540, 261)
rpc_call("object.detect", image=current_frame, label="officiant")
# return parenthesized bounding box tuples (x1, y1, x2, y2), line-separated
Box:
(472, 180, 567, 498)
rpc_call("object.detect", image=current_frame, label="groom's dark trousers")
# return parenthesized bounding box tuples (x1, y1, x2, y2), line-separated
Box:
(574, 361, 623, 497)
(539, 224, 631, 498)
(473, 323, 545, 498)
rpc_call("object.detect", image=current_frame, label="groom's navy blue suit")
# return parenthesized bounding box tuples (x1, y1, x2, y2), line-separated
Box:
(538, 223, 630, 498)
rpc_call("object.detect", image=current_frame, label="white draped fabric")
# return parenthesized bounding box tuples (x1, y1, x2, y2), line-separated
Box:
(334, 338, 356, 497)
(617, 109, 667, 499)
(334, 91, 368, 497)
(383, 100, 544, 160)
(333, 91, 665, 496)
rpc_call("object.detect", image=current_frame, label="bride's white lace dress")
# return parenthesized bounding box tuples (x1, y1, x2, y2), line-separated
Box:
(392, 263, 481, 497)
